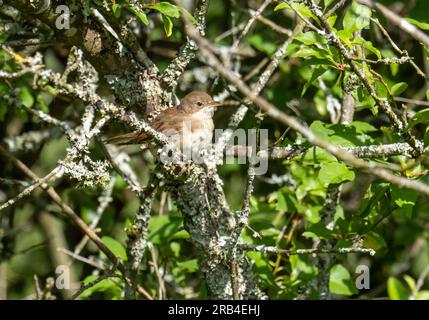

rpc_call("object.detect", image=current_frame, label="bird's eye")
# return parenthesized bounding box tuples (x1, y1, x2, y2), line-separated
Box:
(197, 101, 203, 106)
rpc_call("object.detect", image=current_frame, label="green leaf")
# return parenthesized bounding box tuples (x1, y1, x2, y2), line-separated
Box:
(148, 215, 183, 245)
(275, 191, 297, 212)
(162, 15, 173, 37)
(303, 222, 335, 239)
(333, 205, 345, 226)
(276, 191, 287, 211)
(290, 254, 318, 282)
(325, 0, 336, 8)
(302, 66, 327, 96)
(327, 13, 338, 27)
(375, 81, 388, 99)
(129, 6, 149, 25)
(343, 2, 371, 34)
(405, 18, 429, 31)
(319, 162, 355, 185)
(302, 146, 338, 165)
(352, 38, 382, 59)
(329, 264, 358, 296)
(292, 46, 333, 61)
(171, 229, 190, 240)
(350, 121, 377, 133)
(355, 85, 377, 114)
(101, 236, 127, 261)
(295, 31, 324, 45)
(247, 251, 277, 286)
(275, 2, 316, 20)
(364, 41, 382, 59)
(170, 241, 181, 257)
(274, 3, 288, 11)
(407, 108, 429, 128)
(416, 291, 429, 300)
(80, 275, 121, 299)
(391, 184, 418, 219)
(297, 205, 322, 224)
(112, 4, 120, 17)
(387, 277, 409, 300)
(390, 82, 408, 96)
(0, 99, 7, 121)
(403, 275, 416, 293)
(363, 231, 386, 251)
(310, 121, 372, 146)
(248, 34, 276, 55)
(182, 8, 197, 24)
(295, 178, 325, 201)
(381, 48, 399, 75)
(17, 86, 34, 108)
(176, 259, 199, 273)
(426, 89, 429, 101)
(152, 2, 180, 18)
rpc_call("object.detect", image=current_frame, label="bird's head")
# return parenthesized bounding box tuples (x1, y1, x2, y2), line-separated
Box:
(179, 91, 222, 115)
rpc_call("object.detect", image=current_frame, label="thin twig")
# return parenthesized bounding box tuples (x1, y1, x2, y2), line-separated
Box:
(238, 244, 376, 256)
(232, 0, 273, 49)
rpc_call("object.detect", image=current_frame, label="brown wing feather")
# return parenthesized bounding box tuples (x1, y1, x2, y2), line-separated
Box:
(105, 131, 148, 145)
(106, 108, 185, 145)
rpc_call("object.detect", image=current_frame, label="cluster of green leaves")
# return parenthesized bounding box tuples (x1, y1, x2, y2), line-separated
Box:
(0, 50, 35, 123)
(388, 275, 429, 300)
(234, 0, 429, 299)
(108, 0, 195, 37)
(271, 2, 429, 117)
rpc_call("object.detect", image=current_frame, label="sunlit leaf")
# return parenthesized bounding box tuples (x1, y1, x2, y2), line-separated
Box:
(405, 18, 429, 30)
(129, 6, 148, 25)
(329, 264, 358, 296)
(152, 2, 180, 18)
(162, 15, 173, 37)
(318, 162, 355, 185)
(387, 277, 409, 300)
(101, 236, 128, 261)
(17, 86, 34, 108)
(390, 82, 408, 96)
(407, 108, 429, 128)
(343, 2, 371, 34)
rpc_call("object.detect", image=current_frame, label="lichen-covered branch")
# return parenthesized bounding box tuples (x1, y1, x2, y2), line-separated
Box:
(238, 244, 376, 256)
(124, 175, 159, 299)
(161, 0, 211, 91)
(167, 164, 265, 299)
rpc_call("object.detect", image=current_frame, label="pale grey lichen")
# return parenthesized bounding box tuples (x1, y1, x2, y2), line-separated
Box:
(60, 155, 110, 188)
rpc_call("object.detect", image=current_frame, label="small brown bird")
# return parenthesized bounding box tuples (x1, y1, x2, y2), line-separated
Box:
(107, 91, 222, 157)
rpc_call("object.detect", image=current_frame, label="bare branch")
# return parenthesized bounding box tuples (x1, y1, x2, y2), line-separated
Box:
(238, 244, 376, 256)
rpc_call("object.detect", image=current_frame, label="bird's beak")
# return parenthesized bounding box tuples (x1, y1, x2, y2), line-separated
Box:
(206, 101, 224, 108)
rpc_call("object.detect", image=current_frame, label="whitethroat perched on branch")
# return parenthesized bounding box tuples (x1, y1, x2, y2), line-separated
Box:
(106, 91, 225, 158)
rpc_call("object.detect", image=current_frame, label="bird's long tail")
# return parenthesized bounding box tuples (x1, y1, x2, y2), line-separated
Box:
(105, 132, 147, 145)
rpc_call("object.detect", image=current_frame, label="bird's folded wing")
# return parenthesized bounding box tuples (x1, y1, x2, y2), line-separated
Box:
(105, 132, 148, 145)
(106, 108, 185, 145)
